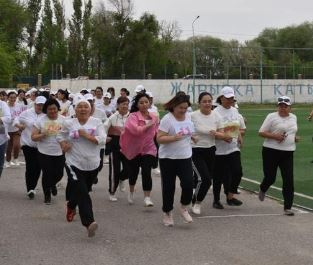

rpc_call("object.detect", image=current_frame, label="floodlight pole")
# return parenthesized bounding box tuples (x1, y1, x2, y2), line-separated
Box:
(192, 16, 200, 103)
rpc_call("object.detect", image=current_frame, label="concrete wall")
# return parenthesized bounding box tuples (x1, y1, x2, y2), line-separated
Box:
(51, 79, 313, 104)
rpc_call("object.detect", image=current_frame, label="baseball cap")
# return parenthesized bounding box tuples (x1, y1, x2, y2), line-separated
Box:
(103, 92, 111, 99)
(146, 91, 153, 98)
(135, 84, 145, 93)
(277, 96, 291, 106)
(35, 96, 47, 104)
(221, 86, 235, 98)
(84, 93, 94, 101)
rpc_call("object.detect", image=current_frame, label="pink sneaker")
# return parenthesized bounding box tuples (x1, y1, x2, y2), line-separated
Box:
(180, 207, 193, 223)
(163, 211, 174, 227)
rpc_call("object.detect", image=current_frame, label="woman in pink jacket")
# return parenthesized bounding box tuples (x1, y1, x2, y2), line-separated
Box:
(120, 92, 158, 207)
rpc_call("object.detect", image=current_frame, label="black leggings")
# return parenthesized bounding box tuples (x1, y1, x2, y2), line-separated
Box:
(159, 158, 193, 213)
(22, 146, 41, 192)
(260, 147, 294, 210)
(125, 154, 155, 191)
(65, 164, 98, 227)
(108, 150, 128, 194)
(213, 151, 243, 202)
(192, 146, 216, 203)
(38, 152, 65, 196)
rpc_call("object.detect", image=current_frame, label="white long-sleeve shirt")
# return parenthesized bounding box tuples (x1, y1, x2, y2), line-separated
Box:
(0, 101, 12, 145)
(57, 117, 106, 171)
(14, 108, 45, 147)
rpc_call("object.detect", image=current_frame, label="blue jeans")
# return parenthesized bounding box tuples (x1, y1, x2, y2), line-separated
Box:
(0, 141, 8, 177)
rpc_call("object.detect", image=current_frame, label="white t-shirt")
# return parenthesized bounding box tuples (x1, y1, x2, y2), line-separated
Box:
(214, 105, 243, 155)
(57, 99, 71, 117)
(8, 104, 25, 132)
(94, 97, 104, 108)
(34, 115, 65, 156)
(57, 117, 106, 171)
(191, 110, 222, 148)
(98, 104, 115, 117)
(158, 113, 194, 159)
(0, 101, 11, 145)
(92, 107, 108, 124)
(259, 112, 297, 151)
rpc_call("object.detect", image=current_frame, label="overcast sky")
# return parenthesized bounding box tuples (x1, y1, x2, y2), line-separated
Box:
(66, 0, 313, 42)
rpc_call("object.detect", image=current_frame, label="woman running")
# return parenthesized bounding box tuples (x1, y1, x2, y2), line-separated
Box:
(120, 93, 158, 206)
(258, 96, 299, 216)
(57, 99, 106, 237)
(5, 91, 25, 167)
(157, 93, 195, 226)
(190, 92, 225, 214)
(104, 96, 130, 201)
(31, 99, 65, 204)
(14, 96, 46, 199)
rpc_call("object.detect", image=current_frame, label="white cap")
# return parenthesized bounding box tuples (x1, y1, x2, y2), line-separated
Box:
(135, 84, 145, 93)
(25, 91, 31, 96)
(84, 93, 94, 101)
(39, 88, 45, 92)
(35, 96, 47, 104)
(146, 91, 153, 98)
(221, 86, 235, 98)
(75, 99, 91, 109)
(73, 93, 85, 106)
(69, 93, 75, 99)
(103, 92, 111, 99)
(29, 87, 37, 93)
(7, 89, 17, 94)
(277, 96, 291, 106)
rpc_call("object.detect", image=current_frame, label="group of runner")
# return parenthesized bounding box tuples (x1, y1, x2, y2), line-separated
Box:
(0, 84, 298, 237)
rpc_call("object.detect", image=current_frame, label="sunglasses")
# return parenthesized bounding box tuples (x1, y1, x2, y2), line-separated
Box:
(277, 97, 290, 103)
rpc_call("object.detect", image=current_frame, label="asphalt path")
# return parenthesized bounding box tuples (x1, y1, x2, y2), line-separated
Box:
(0, 160, 312, 265)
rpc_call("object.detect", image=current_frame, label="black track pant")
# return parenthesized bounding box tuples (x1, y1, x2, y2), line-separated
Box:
(22, 146, 41, 192)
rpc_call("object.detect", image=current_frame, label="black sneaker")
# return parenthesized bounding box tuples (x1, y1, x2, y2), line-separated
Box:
(44, 194, 51, 205)
(213, 201, 224, 209)
(51, 186, 58, 196)
(227, 198, 243, 206)
(27, 190, 35, 200)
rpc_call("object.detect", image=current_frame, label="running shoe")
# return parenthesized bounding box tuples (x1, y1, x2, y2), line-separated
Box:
(109, 194, 118, 201)
(87, 222, 98, 237)
(128, 192, 134, 204)
(13, 159, 20, 166)
(226, 198, 243, 206)
(27, 190, 35, 200)
(163, 212, 174, 227)
(66, 204, 76, 222)
(191, 203, 201, 215)
(4, 161, 10, 168)
(180, 207, 193, 223)
(144, 197, 154, 207)
(213, 201, 224, 209)
(284, 209, 295, 216)
(258, 189, 265, 202)
(119, 180, 126, 192)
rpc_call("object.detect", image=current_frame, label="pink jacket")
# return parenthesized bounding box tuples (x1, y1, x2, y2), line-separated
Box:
(120, 111, 158, 160)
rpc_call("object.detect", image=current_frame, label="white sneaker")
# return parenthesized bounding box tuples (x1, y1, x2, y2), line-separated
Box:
(4, 161, 10, 168)
(13, 159, 20, 166)
(192, 203, 201, 215)
(119, 180, 126, 192)
(163, 211, 174, 227)
(128, 192, 134, 204)
(144, 197, 154, 207)
(153, 168, 160, 174)
(180, 206, 193, 223)
(109, 194, 118, 202)
(10, 161, 16, 166)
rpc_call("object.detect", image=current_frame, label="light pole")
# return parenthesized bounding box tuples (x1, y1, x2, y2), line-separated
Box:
(192, 15, 200, 103)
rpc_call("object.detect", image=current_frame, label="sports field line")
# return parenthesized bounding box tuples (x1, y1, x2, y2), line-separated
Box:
(197, 211, 308, 219)
(242, 177, 313, 201)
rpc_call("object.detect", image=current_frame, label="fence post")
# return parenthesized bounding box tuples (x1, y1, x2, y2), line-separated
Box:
(260, 47, 263, 104)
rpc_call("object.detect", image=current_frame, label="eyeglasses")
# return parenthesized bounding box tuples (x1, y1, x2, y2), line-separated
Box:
(277, 97, 290, 103)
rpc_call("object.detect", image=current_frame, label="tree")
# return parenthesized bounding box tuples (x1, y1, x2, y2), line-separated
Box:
(82, 0, 92, 74)
(26, 0, 42, 74)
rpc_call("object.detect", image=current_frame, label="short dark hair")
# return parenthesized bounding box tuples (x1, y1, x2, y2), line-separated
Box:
(198, 92, 213, 103)
(130, 92, 150, 113)
(42, 98, 60, 114)
(164, 93, 191, 112)
(120, 88, 130, 96)
(95, 86, 103, 92)
(117, 96, 130, 105)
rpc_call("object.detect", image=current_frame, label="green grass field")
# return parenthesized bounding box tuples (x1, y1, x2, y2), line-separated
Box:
(159, 104, 313, 209)
(240, 105, 313, 209)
